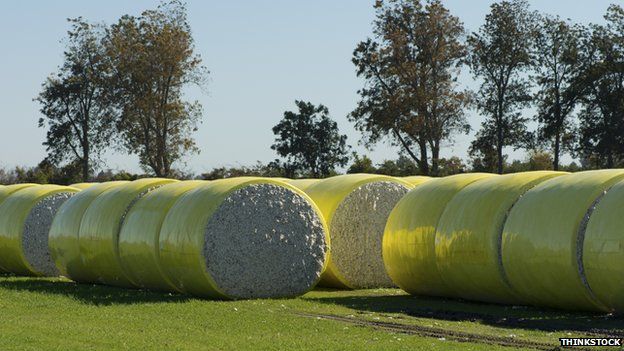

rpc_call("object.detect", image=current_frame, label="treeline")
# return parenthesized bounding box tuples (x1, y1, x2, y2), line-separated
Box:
(12, 1, 624, 184)
(347, 0, 624, 176)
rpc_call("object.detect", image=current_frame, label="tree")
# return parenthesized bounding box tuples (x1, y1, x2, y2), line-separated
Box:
(36, 18, 115, 181)
(577, 5, 624, 168)
(350, 0, 470, 176)
(467, 0, 536, 174)
(347, 153, 377, 174)
(271, 101, 350, 178)
(376, 155, 420, 176)
(533, 15, 584, 170)
(106, 1, 208, 176)
(437, 156, 467, 176)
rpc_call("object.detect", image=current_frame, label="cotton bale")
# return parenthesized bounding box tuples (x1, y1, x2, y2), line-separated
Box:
(382, 173, 496, 297)
(502, 169, 624, 311)
(0, 184, 79, 276)
(78, 178, 177, 287)
(434, 171, 566, 304)
(159, 177, 328, 299)
(301, 174, 413, 289)
(118, 180, 206, 292)
(48, 181, 129, 281)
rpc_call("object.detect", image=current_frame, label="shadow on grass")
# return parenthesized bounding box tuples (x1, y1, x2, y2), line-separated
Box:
(305, 290, 624, 336)
(0, 276, 191, 306)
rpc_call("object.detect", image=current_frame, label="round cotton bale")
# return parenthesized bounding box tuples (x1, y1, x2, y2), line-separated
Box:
(383, 173, 496, 297)
(402, 176, 430, 186)
(159, 177, 328, 299)
(434, 171, 566, 304)
(284, 179, 320, 192)
(48, 181, 129, 281)
(78, 178, 177, 287)
(118, 180, 206, 292)
(69, 182, 98, 190)
(581, 180, 624, 311)
(502, 169, 624, 311)
(0, 184, 79, 276)
(301, 174, 413, 289)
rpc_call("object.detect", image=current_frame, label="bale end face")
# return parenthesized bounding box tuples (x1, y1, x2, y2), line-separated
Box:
(330, 181, 410, 289)
(23, 192, 74, 276)
(203, 183, 328, 299)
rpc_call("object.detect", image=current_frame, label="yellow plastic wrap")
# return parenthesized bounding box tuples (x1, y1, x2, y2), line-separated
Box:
(159, 177, 328, 298)
(434, 171, 566, 304)
(0, 184, 39, 204)
(402, 176, 430, 186)
(383, 173, 496, 297)
(302, 173, 413, 288)
(502, 169, 624, 311)
(0, 184, 79, 276)
(78, 178, 177, 287)
(0, 184, 39, 273)
(118, 180, 206, 292)
(69, 182, 98, 190)
(48, 181, 129, 281)
(284, 179, 320, 192)
(582, 179, 624, 311)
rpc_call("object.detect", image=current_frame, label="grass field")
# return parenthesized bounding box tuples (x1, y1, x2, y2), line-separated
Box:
(0, 275, 622, 350)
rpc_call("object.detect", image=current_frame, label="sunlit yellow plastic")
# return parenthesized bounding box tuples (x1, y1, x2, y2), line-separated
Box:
(69, 182, 98, 190)
(118, 180, 206, 292)
(0, 184, 79, 276)
(582, 179, 624, 311)
(383, 173, 495, 297)
(284, 179, 320, 191)
(502, 169, 624, 311)
(159, 177, 328, 298)
(434, 171, 566, 304)
(78, 178, 177, 287)
(0, 184, 39, 204)
(0, 184, 39, 273)
(48, 181, 129, 281)
(301, 173, 413, 288)
(402, 176, 430, 186)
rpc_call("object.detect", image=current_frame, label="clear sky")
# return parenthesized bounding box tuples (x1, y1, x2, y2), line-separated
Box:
(0, 1, 616, 174)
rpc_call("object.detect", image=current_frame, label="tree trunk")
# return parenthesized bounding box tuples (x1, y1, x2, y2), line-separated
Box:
(553, 133, 560, 171)
(419, 141, 429, 176)
(431, 140, 440, 176)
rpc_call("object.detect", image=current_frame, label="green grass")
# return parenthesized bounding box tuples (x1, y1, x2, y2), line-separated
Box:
(0, 275, 621, 350)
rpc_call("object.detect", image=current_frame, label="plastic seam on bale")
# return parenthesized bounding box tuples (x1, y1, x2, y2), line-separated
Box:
(576, 189, 610, 311)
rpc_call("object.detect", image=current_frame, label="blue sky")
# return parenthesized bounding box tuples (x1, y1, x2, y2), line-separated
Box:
(0, 1, 616, 174)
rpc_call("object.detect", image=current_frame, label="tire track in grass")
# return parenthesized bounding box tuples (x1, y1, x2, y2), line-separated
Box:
(295, 312, 581, 351)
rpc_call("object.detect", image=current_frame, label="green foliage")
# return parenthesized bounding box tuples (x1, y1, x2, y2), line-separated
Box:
(350, 0, 470, 175)
(106, 0, 208, 177)
(533, 15, 584, 170)
(199, 162, 287, 180)
(0, 160, 82, 185)
(271, 101, 350, 178)
(36, 18, 115, 182)
(346, 153, 376, 174)
(577, 5, 624, 168)
(467, 0, 536, 174)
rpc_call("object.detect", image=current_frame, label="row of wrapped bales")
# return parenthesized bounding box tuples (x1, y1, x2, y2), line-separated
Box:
(0, 184, 79, 276)
(384, 169, 624, 312)
(294, 174, 426, 289)
(47, 177, 329, 299)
